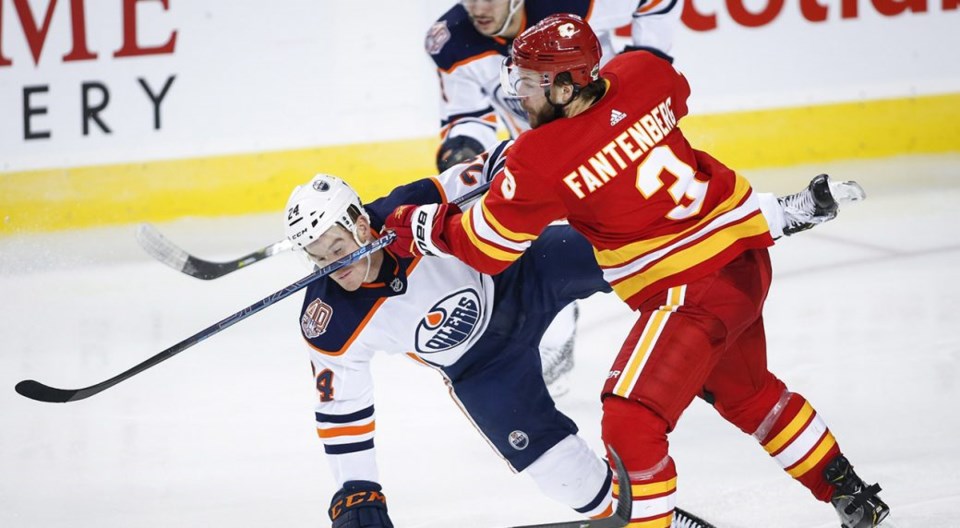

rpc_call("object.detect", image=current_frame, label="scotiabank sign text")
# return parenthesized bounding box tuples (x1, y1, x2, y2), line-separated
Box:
(682, 0, 957, 30)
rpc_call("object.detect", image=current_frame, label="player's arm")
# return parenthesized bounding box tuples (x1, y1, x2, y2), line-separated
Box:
(434, 67, 500, 172)
(308, 349, 394, 528)
(364, 141, 511, 231)
(386, 148, 565, 275)
(623, 0, 683, 58)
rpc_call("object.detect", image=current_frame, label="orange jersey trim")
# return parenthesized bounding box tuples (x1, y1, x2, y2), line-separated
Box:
(440, 50, 502, 74)
(429, 176, 449, 204)
(307, 257, 424, 356)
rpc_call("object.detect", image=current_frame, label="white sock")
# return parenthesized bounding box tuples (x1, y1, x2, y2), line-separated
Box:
(757, 192, 785, 239)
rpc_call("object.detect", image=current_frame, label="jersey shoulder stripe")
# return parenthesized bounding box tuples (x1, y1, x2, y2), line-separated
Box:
(301, 280, 385, 354)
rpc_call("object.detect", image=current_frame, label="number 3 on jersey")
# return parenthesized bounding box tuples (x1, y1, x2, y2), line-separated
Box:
(636, 145, 708, 220)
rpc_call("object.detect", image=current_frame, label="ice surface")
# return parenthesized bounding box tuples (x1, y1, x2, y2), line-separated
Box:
(2, 155, 959, 527)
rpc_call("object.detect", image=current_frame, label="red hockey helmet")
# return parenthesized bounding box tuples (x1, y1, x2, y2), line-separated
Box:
(510, 14, 601, 89)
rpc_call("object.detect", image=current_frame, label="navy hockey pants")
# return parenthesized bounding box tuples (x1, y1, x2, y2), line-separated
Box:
(441, 225, 611, 471)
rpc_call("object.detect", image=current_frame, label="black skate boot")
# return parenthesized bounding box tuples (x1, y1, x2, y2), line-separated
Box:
(541, 304, 578, 397)
(779, 174, 865, 236)
(824, 455, 890, 528)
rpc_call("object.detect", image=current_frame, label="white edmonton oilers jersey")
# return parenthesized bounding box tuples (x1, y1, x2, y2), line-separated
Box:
(425, 0, 639, 151)
(299, 153, 501, 486)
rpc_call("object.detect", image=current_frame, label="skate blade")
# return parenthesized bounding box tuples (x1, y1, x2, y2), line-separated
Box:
(829, 180, 867, 204)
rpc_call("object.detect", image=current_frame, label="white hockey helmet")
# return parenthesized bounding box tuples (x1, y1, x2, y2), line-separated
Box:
(285, 174, 369, 250)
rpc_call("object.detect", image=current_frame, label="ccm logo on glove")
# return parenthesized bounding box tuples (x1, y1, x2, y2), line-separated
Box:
(329, 489, 386, 520)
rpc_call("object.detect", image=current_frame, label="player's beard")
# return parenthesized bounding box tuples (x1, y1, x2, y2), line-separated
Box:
(527, 100, 566, 129)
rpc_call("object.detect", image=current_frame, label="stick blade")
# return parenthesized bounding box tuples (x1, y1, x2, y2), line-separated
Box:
(15, 379, 80, 403)
(135, 223, 191, 273)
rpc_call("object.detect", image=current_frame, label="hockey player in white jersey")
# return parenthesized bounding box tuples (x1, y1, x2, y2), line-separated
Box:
(285, 142, 858, 528)
(289, 163, 617, 528)
(426, 0, 680, 172)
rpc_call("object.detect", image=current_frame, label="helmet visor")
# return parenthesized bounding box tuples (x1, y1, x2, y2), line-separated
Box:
(500, 56, 547, 99)
(499, 56, 523, 98)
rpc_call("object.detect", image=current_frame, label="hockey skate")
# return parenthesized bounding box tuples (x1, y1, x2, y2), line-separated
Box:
(780, 174, 866, 236)
(540, 304, 579, 398)
(824, 455, 890, 528)
(541, 331, 575, 398)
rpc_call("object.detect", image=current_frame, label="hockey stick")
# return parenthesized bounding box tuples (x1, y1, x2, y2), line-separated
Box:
(135, 177, 502, 281)
(509, 446, 632, 528)
(15, 183, 490, 403)
(509, 444, 715, 528)
(136, 223, 293, 280)
(15, 232, 395, 403)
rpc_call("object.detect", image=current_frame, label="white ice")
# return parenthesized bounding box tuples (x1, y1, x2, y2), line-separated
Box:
(2, 155, 959, 527)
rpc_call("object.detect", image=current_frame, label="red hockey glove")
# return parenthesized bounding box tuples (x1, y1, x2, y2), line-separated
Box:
(385, 203, 460, 259)
(328, 480, 394, 528)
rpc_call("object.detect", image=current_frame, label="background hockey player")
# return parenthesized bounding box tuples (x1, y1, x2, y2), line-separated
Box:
(387, 14, 890, 528)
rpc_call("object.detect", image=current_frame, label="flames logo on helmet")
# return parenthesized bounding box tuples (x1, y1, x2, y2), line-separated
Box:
(415, 289, 482, 353)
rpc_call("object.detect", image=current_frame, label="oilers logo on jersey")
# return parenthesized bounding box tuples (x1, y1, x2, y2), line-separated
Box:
(302, 298, 333, 338)
(415, 289, 482, 353)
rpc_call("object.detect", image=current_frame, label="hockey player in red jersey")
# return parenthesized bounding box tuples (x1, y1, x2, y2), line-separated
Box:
(387, 13, 890, 528)
(428, 0, 677, 173)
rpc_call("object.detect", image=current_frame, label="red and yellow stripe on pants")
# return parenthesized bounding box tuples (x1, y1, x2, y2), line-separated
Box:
(610, 286, 686, 398)
(757, 394, 842, 501)
(614, 476, 677, 527)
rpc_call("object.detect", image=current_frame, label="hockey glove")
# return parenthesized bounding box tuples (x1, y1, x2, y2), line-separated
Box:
(385, 203, 459, 259)
(436, 135, 485, 172)
(328, 480, 394, 528)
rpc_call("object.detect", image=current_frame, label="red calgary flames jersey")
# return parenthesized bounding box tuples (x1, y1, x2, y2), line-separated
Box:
(444, 51, 774, 309)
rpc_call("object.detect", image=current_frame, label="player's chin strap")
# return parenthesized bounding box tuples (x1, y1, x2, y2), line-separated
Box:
(494, 0, 524, 37)
(348, 222, 375, 283)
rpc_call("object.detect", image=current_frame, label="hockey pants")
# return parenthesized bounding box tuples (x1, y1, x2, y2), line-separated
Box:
(601, 248, 842, 526)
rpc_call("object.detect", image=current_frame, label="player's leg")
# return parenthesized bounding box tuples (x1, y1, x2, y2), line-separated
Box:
(445, 336, 612, 518)
(704, 321, 890, 526)
(702, 251, 889, 526)
(757, 174, 867, 238)
(501, 225, 612, 395)
(600, 287, 734, 526)
(538, 302, 578, 397)
(599, 248, 779, 525)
